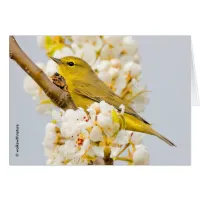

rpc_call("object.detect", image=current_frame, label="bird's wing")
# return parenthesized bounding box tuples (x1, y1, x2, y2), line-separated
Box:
(73, 79, 150, 125)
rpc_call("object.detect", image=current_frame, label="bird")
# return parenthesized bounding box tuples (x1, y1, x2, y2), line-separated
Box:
(50, 56, 175, 146)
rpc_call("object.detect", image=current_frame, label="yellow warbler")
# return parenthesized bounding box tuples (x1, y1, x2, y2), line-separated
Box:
(51, 56, 175, 146)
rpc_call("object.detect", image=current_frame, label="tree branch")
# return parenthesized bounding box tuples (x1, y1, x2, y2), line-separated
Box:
(9, 36, 76, 110)
(9, 36, 110, 165)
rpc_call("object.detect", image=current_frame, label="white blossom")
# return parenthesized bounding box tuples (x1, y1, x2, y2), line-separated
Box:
(53, 47, 74, 58)
(37, 36, 46, 48)
(43, 123, 56, 155)
(123, 61, 141, 77)
(108, 67, 119, 79)
(100, 44, 122, 60)
(99, 101, 113, 113)
(104, 36, 123, 45)
(133, 144, 149, 165)
(120, 55, 134, 65)
(81, 43, 96, 66)
(131, 132, 144, 145)
(43, 101, 149, 165)
(115, 75, 126, 95)
(90, 126, 103, 142)
(113, 130, 130, 145)
(122, 36, 138, 55)
(61, 122, 80, 138)
(45, 60, 58, 76)
(52, 109, 62, 122)
(96, 60, 111, 72)
(23, 75, 38, 96)
(110, 58, 121, 68)
(92, 146, 104, 157)
(98, 71, 112, 85)
(92, 37, 103, 51)
(97, 113, 113, 128)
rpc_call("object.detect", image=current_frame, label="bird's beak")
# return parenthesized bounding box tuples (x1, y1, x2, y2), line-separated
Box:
(50, 57, 62, 64)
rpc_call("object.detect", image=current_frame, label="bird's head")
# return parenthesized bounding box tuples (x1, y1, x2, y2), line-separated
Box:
(50, 56, 91, 78)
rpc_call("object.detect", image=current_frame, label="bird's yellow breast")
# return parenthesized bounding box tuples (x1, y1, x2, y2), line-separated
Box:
(70, 91, 94, 110)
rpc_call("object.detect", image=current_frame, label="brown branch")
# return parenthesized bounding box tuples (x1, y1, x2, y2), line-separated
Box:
(103, 147, 114, 165)
(9, 36, 76, 110)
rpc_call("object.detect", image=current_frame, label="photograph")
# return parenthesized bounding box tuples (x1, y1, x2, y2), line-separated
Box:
(9, 35, 191, 165)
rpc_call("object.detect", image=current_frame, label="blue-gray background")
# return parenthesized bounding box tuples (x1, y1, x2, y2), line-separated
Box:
(9, 36, 191, 165)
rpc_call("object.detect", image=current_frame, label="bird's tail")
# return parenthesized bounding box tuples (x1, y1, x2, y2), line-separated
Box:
(124, 114, 176, 146)
(147, 126, 176, 147)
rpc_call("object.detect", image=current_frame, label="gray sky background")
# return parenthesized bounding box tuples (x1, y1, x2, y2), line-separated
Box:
(9, 36, 191, 165)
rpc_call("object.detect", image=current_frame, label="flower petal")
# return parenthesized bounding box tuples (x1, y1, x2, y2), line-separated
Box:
(90, 126, 103, 142)
(110, 58, 121, 68)
(36, 103, 54, 115)
(120, 55, 134, 65)
(37, 36, 46, 48)
(96, 60, 111, 71)
(52, 109, 62, 122)
(97, 113, 113, 128)
(23, 75, 38, 96)
(92, 146, 104, 157)
(92, 37, 103, 51)
(103, 36, 123, 45)
(122, 36, 138, 56)
(53, 50, 63, 59)
(81, 43, 96, 66)
(100, 44, 122, 60)
(61, 47, 75, 57)
(99, 101, 114, 114)
(115, 74, 126, 95)
(123, 61, 141, 77)
(45, 60, 58, 76)
(108, 67, 119, 79)
(110, 147, 121, 158)
(114, 130, 130, 145)
(133, 144, 149, 165)
(131, 132, 144, 145)
(61, 122, 80, 138)
(82, 138, 90, 150)
(98, 71, 112, 85)
(45, 123, 56, 133)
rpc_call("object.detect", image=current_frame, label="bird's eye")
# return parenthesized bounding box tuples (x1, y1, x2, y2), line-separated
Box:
(67, 62, 74, 66)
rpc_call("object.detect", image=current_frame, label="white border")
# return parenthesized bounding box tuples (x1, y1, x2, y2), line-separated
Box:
(2, 0, 200, 200)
